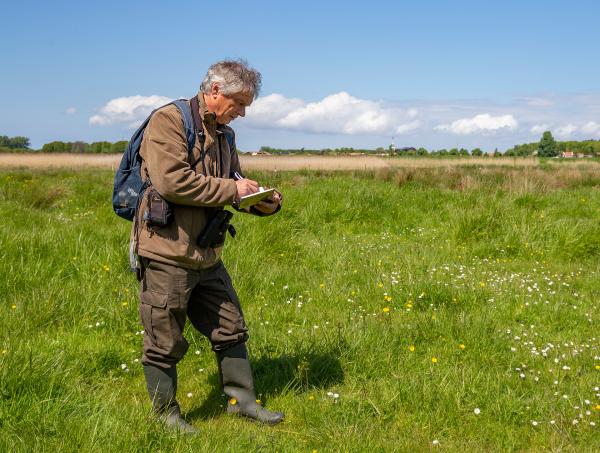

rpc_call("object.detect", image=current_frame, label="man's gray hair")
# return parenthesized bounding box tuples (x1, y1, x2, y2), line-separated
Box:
(200, 59, 262, 99)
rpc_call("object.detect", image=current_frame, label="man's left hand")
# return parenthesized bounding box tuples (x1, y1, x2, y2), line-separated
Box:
(253, 191, 282, 215)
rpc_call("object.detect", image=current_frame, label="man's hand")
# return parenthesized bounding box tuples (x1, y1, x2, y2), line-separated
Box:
(253, 191, 282, 215)
(234, 178, 259, 203)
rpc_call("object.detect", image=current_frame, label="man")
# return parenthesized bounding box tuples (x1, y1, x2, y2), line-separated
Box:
(133, 60, 283, 433)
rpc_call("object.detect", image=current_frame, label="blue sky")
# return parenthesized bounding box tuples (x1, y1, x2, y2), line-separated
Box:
(2, 0, 600, 151)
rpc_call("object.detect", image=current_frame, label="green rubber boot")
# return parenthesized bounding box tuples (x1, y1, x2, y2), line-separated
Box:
(143, 364, 198, 434)
(216, 343, 284, 425)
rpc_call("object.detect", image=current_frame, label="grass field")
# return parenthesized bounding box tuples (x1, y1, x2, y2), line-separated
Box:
(1, 164, 599, 452)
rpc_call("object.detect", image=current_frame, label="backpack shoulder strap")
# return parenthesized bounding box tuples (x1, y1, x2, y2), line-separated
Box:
(171, 99, 196, 155)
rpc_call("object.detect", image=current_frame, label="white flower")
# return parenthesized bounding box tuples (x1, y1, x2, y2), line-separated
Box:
(195, 350, 200, 355)
(432, 439, 440, 445)
(186, 392, 193, 398)
(120, 363, 127, 370)
(473, 408, 481, 415)
(531, 420, 538, 426)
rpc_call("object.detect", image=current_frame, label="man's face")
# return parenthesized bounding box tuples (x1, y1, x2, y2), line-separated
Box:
(206, 84, 254, 125)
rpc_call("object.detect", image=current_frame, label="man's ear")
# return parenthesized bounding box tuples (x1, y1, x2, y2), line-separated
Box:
(210, 83, 220, 98)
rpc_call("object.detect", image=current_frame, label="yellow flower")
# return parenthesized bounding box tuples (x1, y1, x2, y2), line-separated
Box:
(377, 282, 383, 288)
(229, 398, 237, 405)
(405, 303, 413, 309)
(431, 357, 438, 363)
(459, 344, 466, 350)
(1, 349, 7, 355)
(409, 345, 415, 352)
(431, 314, 436, 320)
(382, 307, 390, 313)
(11, 304, 16, 310)
(479, 282, 486, 287)
(595, 365, 600, 370)
(103, 265, 110, 272)
(121, 302, 128, 307)
(255, 399, 262, 404)
(595, 405, 600, 411)
(319, 283, 325, 288)
(308, 395, 314, 400)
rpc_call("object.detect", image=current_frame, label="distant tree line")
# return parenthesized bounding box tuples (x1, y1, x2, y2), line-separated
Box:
(2, 131, 599, 157)
(0, 137, 128, 154)
(260, 132, 599, 158)
(260, 145, 498, 157)
(40, 140, 129, 154)
(504, 132, 599, 157)
(0, 135, 30, 152)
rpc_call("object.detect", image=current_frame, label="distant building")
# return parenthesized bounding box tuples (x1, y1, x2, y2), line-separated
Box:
(251, 150, 271, 156)
(562, 151, 574, 158)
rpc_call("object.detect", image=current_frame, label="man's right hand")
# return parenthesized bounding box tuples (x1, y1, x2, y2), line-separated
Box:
(234, 178, 259, 202)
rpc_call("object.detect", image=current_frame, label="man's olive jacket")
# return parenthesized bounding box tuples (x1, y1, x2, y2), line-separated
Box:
(132, 93, 250, 270)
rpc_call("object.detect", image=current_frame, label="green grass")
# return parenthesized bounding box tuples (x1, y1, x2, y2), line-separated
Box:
(0, 166, 599, 452)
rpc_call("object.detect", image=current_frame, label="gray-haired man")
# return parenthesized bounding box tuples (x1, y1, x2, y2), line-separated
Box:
(133, 60, 283, 432)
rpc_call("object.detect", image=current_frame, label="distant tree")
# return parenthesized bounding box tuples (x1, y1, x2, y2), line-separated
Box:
(471, 147, 483, 156)
(111, 141, 128, 153)
(459, 148, 469, 156)
(538, 131, 558, 157)
(416, 147, 428, 156)
(493, 148, 501, 157)
(0, 135, 30, 149)
(449, 147, 459, 156)
(71, 141, 87, 153)
(9, 136, 30, 149)
(42, 141, 70, 152)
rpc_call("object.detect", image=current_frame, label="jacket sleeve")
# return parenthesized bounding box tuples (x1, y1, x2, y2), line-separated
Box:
(229, 133, 281, 217)
(141, 107, 237, 207)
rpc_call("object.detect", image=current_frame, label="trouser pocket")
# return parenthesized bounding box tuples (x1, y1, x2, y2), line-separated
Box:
(140, 289, 189, 365)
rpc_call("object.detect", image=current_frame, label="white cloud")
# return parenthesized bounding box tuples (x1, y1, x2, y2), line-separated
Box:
(246, 92, 420, 135)
(581, 121, 600, 136)
(435, 113, 518, 135)
(90, 95, 171, 127)
(555, 123, 577, 138)
(395, 121, 421, 134)
(65, 107, 77, 114)
(530, 124, 549, 134)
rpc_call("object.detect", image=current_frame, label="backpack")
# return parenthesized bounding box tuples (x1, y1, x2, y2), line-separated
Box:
(111, 98, 235, 221)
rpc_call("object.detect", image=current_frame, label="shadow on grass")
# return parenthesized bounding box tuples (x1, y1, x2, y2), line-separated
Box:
(187, 350, 344, 421)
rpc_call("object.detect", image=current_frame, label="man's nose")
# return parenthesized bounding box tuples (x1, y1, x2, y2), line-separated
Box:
(238, 106, 246, 117)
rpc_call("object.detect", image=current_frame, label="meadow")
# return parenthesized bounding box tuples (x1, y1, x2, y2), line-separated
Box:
(0, 162, 599, 452)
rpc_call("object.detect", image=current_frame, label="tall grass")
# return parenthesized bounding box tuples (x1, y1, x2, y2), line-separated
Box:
(0, 166, 598, 451)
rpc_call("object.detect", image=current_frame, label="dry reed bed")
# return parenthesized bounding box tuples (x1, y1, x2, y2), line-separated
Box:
(1, 153, 599, 178)
(366, 165, 600, 192)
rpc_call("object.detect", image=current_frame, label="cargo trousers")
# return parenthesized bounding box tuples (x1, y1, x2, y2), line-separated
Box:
(139, 258, 249, 369)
